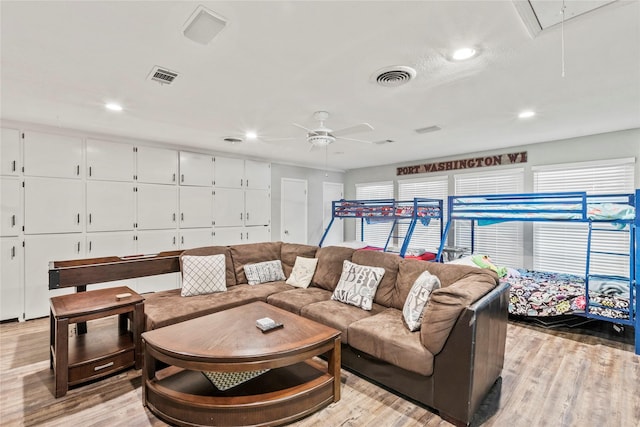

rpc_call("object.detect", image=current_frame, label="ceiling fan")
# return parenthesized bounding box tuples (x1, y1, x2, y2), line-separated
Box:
(293, 111, 374, 147)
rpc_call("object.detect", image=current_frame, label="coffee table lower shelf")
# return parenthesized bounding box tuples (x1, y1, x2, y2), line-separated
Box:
(144, 359, 335, 427)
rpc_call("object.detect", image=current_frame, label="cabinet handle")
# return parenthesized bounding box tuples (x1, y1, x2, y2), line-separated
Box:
(172, 173, 176, 182)
(11, 246, 15, 259)
(240, 232, 243, 240)
(240, 213, 243, 220)
(76, 165, 80, 176)
(181, 174, 184, 183)
(181, 236, 184, 245)
(246, 179, 249, 187)
(246, 232, 249, 240)
(240, 178, 243, 187)
(11, 215, 16, 227)
(173, 236, 176, 245)
(181, 213, 184, 221)
(12, 160, 16, 172)
(89, 241, 92, 252)
(93, 361, 114, 371)
(246, 212, 250, 221)
(173, 213, 176, 222)
(77, 213, 80, 224)
(89, 213, 92, 224)
(77, 242, 81, 253)
(89, 166, 92, 177)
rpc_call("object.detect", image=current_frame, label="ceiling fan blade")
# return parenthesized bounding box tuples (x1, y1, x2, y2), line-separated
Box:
(336, 136, 374, 144)
(331, 123, 374, 137)
(293, 122, 318, 135)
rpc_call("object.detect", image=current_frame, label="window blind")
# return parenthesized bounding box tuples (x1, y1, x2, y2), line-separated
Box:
(454, 169, 524, 267)
(355, 181, 394, 248)
(397, 177, 448, 252)
(533, 158, 634, 275)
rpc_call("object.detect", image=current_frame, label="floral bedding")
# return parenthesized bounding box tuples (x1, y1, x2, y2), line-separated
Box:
(502, 269, 630, 319)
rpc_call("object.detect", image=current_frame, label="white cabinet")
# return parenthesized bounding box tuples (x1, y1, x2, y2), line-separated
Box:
(179, 152, 213, 186)
(24, 177, 84, 234)
(24, 234, 82, 319)
(1, 127, 21, 176)
(245, 226, 271, 243)
(136, 146, 178, 184)
(1, 177, 21, 236)
(245, 160, 271, 190)
(180, 228, 213, 250)
(87, 181, 135, 232)
(214, 156, 244, 188)
(136, 184, 178, 230)
(23, 131, 82, 178)
(180, 187, 213, 229)
(213, 188, 244, 227)
(213, 226, 270, 245)
(86, 231, 136, 290)
(86, 139, 134, 182)
(245, 189, 271, 226)
(1, 237, 23, 321)
(136, 230, 179, 293)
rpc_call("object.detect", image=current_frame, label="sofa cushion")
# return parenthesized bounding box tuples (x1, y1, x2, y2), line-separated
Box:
(348, 308, 434, 376)
(311, 246, 355, 291)
(402, 270, 441, 331)
(280, 243, 318, 277)
(267, 287, 332, 315)
(352, 250, 400, 307)
(243, 260, 286, 285)
(331, 260, 385, 311)
(300, 299, 385, 344)
(285, 256, 318, 288)
(181, 246, 236, 287)
(230, 242, 282, 285)
(180, 254, 227, 297)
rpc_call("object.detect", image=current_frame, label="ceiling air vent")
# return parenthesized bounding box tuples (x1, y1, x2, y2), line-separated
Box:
(148, 66, 179, 85)
(372, 66, 416, 87)
(415, 125, 441, 134)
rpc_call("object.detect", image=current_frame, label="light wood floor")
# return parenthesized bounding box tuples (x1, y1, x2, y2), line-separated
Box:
(0, 315, 637, 427)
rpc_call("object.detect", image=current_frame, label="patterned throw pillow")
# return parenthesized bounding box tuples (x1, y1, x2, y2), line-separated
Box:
(285, 256, 318, 288)
(402, 270, 441, 331)
(181, 254, 227, 297)
(331, 260, 385, 311)
(243, 260, 286, 285)
(202, 369, 270, 391)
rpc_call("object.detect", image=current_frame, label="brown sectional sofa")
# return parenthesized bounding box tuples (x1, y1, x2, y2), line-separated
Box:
(143, 241, 509, 426)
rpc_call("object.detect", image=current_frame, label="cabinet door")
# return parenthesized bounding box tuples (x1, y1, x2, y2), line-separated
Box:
(1, 177, 21, 237)
(213, 188, 244, 227)
(179, 152, 213, 186)
(136, 146, 178, 184)
(1, 237, 23, 321)
(136, 230, 178, 293)
(245, 226, 271, 244)
(24, 234, 82, 319)
(24, 177, 84, 234)
(85, 231, 136, 290)
(180, 228, 214, 250)
(244, 160, 271, 190)
(213, 227, 245, 246)
(1, 127, 20, 176)
(180, 186, 213, 228)
(23, 131, 82, 178)
(136, 184, 177, 230)
(87, 181, 135, 232)
(245, 189, 271, 226)
(214, 156, 244, 188)
(86, 139, 134, 182)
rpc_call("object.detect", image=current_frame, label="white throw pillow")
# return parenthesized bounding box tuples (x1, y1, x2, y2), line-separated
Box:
(402, 270, 441, 331)
(243, 260, 286, 285)
(331, 260, 385, 311)
(286, 256, 318, 288)
(181, 254, 227, 297)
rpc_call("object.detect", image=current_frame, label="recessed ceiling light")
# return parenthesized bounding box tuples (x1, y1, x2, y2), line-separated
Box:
(105, 103, 123, 111)
(452, 47, 477, 61)
(518, 110, 536, 119)
(245, 131, 257, 140)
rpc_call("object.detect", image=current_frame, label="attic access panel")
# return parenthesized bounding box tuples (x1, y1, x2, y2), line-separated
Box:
(530, 0, 617, 29)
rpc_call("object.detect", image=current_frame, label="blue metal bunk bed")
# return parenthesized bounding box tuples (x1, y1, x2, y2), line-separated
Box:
(319, 198, 443, 258)
(437, 190, 639, 355)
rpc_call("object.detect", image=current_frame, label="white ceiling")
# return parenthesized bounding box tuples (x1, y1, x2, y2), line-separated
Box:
(1, 1, 639, 171)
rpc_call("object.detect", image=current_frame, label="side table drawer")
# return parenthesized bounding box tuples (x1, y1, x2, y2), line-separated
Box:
(69, 349, 135, 385)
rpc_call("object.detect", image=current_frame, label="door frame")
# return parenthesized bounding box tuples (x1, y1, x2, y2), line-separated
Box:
(280, 178, 308, 244)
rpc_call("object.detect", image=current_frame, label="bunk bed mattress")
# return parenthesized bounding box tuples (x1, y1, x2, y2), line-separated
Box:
(502, 269, 630, 319)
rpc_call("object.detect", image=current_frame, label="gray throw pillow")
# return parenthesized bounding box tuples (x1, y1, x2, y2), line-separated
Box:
(402, 270, 441, 331)
(331, 260, 385, 311)
(243, 260, 286, 285)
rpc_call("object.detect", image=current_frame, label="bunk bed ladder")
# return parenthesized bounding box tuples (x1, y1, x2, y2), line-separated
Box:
(385, 217, 417, 256)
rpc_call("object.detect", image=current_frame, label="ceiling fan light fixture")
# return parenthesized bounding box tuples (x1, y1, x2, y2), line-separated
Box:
(308, 133, 335, 147)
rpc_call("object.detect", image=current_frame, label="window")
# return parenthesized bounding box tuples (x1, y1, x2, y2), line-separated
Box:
(533, 158, 635, 276)
(454, 169, 524, 267)
(397, 176, 448, 252)
(355, 181, 393, 248)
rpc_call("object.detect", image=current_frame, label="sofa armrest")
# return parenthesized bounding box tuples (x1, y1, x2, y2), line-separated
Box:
(432, 281, 510, 426)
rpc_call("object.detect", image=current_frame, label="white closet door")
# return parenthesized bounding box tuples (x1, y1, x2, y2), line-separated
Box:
(280, 178, 307, 244)
(86, 139, 134, 182)
(245, 189, 271, 226)
(1, 127, 20, 176)
(136, 146, 178, 184)
(1, 177, 21, 237)
(244, 160, 271, 190)
(179, 152, 213, 186)
(24, 177, 84, 234)
(180, 186, 213, 228)
(179, 228, 214, 250)
(1, 237, 23, 321)
(23, 131, 82, 178)
(136, 184, 177, 230)
(214, 157, 244, 188)
(213, 188, 244, 227)
(87, 181, 135, 232)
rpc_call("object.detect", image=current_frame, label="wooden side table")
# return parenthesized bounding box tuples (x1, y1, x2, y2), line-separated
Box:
(49, 286, 144, 397)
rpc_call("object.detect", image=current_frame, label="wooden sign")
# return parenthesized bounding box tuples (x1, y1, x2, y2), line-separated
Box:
(397, 151, 527, 176)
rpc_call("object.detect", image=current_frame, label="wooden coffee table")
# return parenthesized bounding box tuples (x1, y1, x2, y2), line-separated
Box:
(141, 301, 341, 427)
